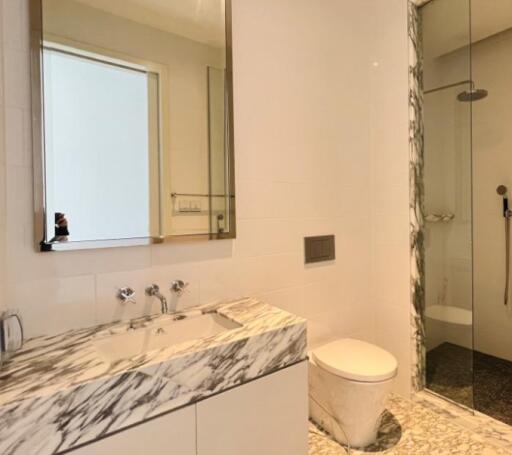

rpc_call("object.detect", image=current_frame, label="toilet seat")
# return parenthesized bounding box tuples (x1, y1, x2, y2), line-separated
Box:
(311, 338, 398, 382)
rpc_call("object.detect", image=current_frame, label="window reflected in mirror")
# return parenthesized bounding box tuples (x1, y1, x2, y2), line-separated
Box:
(35, 0, 235, 251)
(43, 45, 159, 242)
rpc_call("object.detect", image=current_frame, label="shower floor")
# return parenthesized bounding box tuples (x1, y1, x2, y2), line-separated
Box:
(427, 342, 512, 425)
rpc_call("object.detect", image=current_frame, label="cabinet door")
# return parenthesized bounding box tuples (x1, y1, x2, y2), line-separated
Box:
(197, 361, 308, 455)
(69, 405, 196, 455)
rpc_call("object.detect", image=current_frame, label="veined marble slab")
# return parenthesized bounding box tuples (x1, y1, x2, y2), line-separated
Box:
(415, 391, 512, 452)
(0, 298, 307, 455)
(408, 0, 426, 393)
(309, 393, 511, 454)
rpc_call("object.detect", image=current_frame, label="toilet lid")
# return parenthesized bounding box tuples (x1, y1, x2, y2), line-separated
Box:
(311, 339, 398, 382)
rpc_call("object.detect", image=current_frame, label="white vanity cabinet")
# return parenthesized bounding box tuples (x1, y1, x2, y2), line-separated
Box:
(196, 362, 309, 455)
(69, 362, 308, 455)
(69, 405, 196, 455)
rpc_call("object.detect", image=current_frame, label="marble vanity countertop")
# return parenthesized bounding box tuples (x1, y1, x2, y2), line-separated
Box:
(0, 298, 307, 455)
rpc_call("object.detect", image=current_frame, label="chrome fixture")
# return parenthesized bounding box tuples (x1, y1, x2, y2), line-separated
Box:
(217, 213, 225, 234)
(497, 185, 512, 306)
(170, 280, 189, 296)
(457, 87, 488, 102)
(497, 185, 508, 194)
(497, 185, 509, 204)
(0, 311, 23, 367)
(145, 284, 169, 314)
(171, 192, 234, 198)
(424, 80, 488, 102)
(496, 185, 512, 218)
(117, 287, 136, 304)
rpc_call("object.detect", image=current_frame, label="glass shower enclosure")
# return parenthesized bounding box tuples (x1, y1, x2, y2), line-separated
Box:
(421, 0, 512, 425)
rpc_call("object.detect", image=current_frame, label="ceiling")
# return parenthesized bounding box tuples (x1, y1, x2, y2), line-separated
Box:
(74, 0, 226, 48)
(422, 0, 512, 59)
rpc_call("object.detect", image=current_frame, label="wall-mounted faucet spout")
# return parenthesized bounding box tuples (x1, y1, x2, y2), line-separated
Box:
(145, 284, 169, 314)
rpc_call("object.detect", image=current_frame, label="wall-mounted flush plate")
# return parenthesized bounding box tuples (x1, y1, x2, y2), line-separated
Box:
(304, 235, 335, 264)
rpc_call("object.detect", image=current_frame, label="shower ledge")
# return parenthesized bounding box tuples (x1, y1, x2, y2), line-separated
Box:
(426, 304, 473, 326)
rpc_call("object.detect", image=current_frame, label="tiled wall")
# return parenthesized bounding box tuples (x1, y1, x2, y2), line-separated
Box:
(370, 0, 412, 396)
(0, 0, 6, 314)
(0, 0, 412, 395)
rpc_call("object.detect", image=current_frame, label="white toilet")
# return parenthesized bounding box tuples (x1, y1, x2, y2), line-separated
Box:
(309, 338, 398, 448)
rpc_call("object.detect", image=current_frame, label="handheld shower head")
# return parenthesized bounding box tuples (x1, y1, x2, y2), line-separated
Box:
(497, 185, 508, 196)
(498, 185, 510, 218)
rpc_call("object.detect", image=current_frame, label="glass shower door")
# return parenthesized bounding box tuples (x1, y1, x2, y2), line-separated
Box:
(421, 0, 474, 409)
(470, 0, 512, 425)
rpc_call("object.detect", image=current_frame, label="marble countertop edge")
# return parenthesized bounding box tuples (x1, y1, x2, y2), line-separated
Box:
(0, 298, 306, 408)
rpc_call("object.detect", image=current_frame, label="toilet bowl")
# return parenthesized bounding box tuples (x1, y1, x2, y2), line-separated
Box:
(308, 338, 398, 448)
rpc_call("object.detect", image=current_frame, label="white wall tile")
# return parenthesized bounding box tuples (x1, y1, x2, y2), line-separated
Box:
(3, 49, 30, 109)
(373, 302, 411, 395)
(0, 0, 6, 313)
(9, 275, 96, 335)
(2, 0, 29, 52)
(197, 258, 241, 305)
(233, 218, 299, 258)
(369, 0, 411, 397)
(4, 107, 30, 167)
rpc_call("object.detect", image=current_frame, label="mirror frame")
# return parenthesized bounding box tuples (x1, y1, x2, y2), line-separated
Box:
(29, 0, 236, 252)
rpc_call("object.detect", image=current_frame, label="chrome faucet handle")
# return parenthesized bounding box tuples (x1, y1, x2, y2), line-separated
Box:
(170, 280, 189, 296)
(145, 284, 160, 296)
(117, 287, 136, 304)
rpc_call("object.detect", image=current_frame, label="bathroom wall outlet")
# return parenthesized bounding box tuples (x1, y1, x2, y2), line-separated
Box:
(178, 200, 201, 213)
(190, 201, 201, 212)
(179, 200, 190, 212)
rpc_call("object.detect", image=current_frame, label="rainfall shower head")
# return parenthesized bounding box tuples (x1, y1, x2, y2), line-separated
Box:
(497, 185, 508, 196)
(457, 88, 488, 102)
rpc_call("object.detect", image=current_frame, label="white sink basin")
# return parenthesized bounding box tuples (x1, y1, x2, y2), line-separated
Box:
(94, 313, 241, 363)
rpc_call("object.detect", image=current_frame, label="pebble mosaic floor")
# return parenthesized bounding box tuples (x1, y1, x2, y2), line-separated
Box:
(426, 342, 473, 409)
(427, 342, 512, 426)
(308, 393, 512, 454)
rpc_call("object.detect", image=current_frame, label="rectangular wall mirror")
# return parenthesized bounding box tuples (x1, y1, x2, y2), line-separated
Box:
(31, 0, 235, 251)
